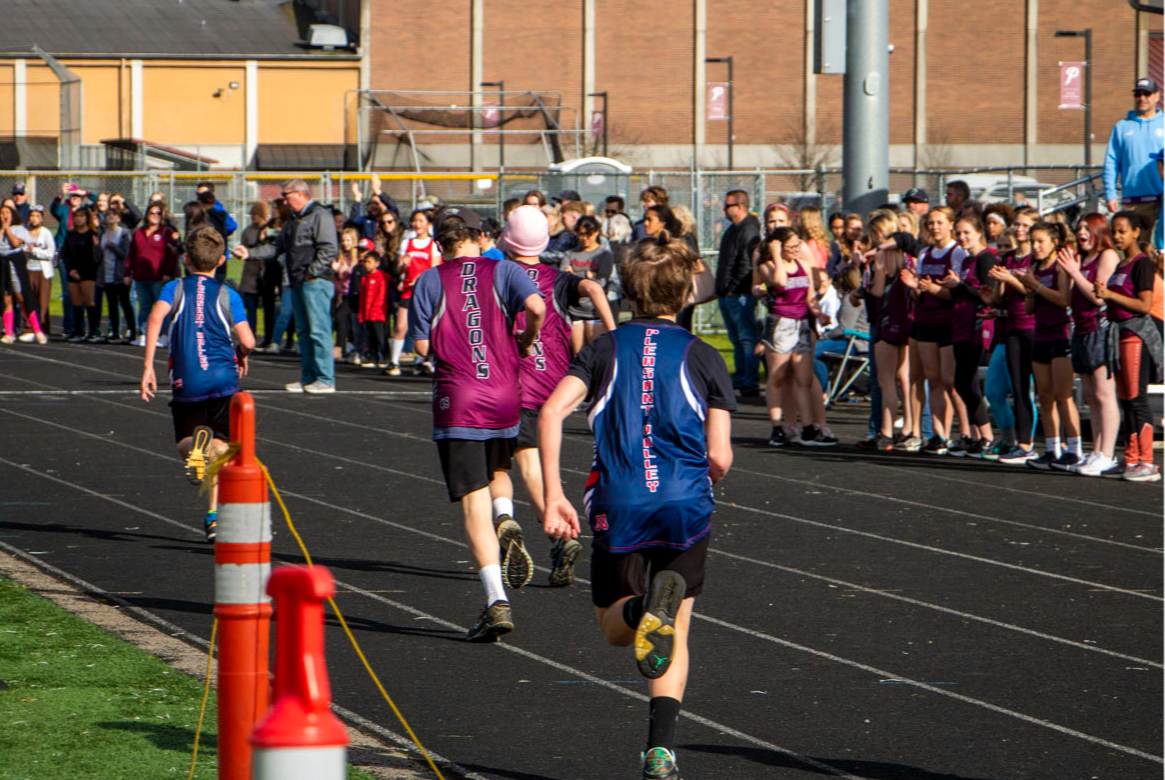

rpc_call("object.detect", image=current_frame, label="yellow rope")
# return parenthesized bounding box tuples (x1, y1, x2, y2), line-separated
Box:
(186, 617, 217, 780)
(257, 459, 447, 780)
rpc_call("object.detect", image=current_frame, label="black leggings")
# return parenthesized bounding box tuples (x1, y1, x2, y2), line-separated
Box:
(102, 284, 135, 336)
(1005, 330, 1036, 445)
(332, 296, 351, 353)
(953, 340, 989, 427)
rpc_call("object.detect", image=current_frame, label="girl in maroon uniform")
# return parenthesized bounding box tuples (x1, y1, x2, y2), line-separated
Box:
(1096, 212, 1161, 482)
(1017, 222, 1081, 470)
(989, 207, 1040, 465)
(902, 207, 966, 454)
(869, 243, 915, 451)
(1058, 214, 1120, 476)
(944, 215, 997, 456)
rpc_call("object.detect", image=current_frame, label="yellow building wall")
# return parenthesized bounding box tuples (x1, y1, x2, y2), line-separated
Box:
(143, 64, 247, 145)
(71, 65, 122, 144)
(258, 66, 358, 143)
(0, 63, 13, 136)
(24, 64, 61, 137)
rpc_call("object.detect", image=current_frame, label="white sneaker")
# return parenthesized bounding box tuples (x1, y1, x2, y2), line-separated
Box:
(1075, 453, 1115, 477)
(285, 381, 304, 392)
(35, 332, 48, 345)
(157, 334, 169, 349)
(0, 334, 15, 344)
(303, 381, 336, 394)
(18, 332, 35, 343)
(132, 335, 146, 347)
(1068, 452, 1095, 474)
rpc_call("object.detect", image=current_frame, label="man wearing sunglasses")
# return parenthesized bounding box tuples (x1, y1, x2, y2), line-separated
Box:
(1104, 77, 1163, 238)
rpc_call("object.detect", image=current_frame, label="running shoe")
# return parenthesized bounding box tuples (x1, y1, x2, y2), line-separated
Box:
(768, 426, 788, 447)
(465, 600, 513, 643)
(157, 334, 169, 349)
(132, 335, 147, 347)
(383, 364, 402, 377)
(783, 424, 802, 445)
(35, 332, 48, 345)
(873, 433, 896, 452)
(84, 333, 104, 343)
(1123, 463, 1161, 483)
(1027, 451, 1058, 471)
(495, 515, 533, 589)
(1049, 452, 1080, 472)
(641, 747, 681, 780)
(998, 446, 1038, 466)
(854, 436, 877, 451)
(894, 435, 923, 453)
(1101, 459, 1127, 479)
(67, 333, 87, 343)
(981, 440, 1009, 461)
(801, 425, 838, 447)
(635, 570, 685, 679)
(548, 538, 582, 587)
(966, 438, 992, 458)
(285, 381, 304, 392)
(1075, 453, 1113, 477)
(204, 511, 217, 543)
(17, 332, 35, 343)
(348, 354, 363, 366)
(185, 426, 214, 486)
(947, 436, 975, 458)
(922, 436, 949, 455)
(303, 381, 336, 394)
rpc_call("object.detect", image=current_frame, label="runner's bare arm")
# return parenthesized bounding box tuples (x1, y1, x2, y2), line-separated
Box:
(539, 375, 588, 540)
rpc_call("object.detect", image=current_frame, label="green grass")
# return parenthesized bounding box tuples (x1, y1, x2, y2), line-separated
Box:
(0, 577, 374, 780)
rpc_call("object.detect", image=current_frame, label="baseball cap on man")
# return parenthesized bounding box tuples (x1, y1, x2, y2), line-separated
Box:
(902, 187, 929, 204)
(553, 189, 581, 203)
(1134, 77, 1159, 94)
(12, 183, 25, 195)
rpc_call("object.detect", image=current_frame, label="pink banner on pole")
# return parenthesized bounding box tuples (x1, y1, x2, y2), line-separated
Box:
(591, 110, 604, 141)
(707, 83, 728, 121)
(482, 101, 500, 128)
(1059, 63, 1084, 110)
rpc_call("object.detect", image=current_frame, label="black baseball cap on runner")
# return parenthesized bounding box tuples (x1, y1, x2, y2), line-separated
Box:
(902, 187, 929, 204)
(433, 205, 484, 233)
(1134, 77, 1159, 94)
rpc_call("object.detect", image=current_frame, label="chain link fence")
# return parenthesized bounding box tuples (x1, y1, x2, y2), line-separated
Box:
(1, 165, 1102, 333)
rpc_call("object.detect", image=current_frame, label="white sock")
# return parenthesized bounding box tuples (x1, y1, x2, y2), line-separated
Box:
(389, 339, 403, 365)
(479, 564, 507, 606)
(1045, 437, 1061, 457)
(1067, 437, 1082, 458)
(492, 497, 514, 520)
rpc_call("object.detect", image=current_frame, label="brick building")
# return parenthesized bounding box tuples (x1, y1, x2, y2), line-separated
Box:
(321, 0, 1161, 171)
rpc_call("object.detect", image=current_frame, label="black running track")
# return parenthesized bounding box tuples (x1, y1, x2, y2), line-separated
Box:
(0, 341, 1160, 780)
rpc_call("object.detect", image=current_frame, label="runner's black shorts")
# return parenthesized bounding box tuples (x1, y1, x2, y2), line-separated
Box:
(590, 532, 710, 608)
(436, 437, 515, 502)
(1071, 329, 1107, 374)
(1033, 338, 1071, 364)
(515, 408, 540, 451)
(171, 396, 232, 444)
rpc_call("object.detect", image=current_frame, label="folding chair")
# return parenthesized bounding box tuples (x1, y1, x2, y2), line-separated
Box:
(823, 329, 870, 408)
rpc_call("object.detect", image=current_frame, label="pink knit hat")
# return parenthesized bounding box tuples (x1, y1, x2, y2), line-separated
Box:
(499, 205, 549, 257)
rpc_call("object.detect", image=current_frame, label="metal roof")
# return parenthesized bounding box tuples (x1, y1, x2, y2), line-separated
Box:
(0, 0, 355, 59)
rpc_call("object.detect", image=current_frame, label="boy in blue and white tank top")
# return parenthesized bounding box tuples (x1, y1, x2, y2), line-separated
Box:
(539, 234, 734, 780)
(140, 227, 255, 543)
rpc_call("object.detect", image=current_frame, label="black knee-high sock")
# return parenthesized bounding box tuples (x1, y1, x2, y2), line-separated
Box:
(622, 595, 645, 630)
(87, 305, 100, 336)
(72, 305, 85, 336)
(647, 696, 682, 752)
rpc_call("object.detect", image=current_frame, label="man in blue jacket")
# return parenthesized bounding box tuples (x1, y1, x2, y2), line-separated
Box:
(1104, 77, 1164, 238)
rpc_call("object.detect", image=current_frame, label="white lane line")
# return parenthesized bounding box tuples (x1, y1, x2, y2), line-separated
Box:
(0, 458, 862, 780)
(1, 448, 1158, 767)
(728, 465, 1161, 554)
(718, 498, 1161, 602)
(9, 393, 1165, 651)
(0, 538, 489, 780)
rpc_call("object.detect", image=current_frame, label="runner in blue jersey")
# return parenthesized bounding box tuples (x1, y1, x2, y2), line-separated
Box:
(539, 233, 734, 780)
(408, 207, 546, 642)
(140, 227, 255, 542)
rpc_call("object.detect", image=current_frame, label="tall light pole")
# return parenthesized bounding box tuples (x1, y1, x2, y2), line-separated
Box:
(481, 80, 504, 168)
(705, 56, 734, 170)
(842, 0, 889, 213)
(587, 91, 608, 157)
(1054, 29, 1093, 167)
